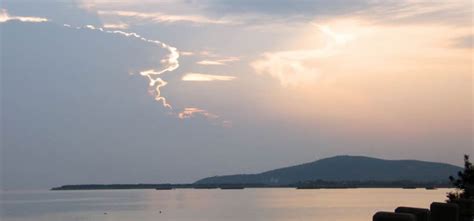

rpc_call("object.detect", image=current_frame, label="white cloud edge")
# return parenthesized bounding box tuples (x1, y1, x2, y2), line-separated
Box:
(182, 73, 237, 82)
(0, 9, 48, 23)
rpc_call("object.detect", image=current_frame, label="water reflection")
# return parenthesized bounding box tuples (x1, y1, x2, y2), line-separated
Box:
(1, 188, 449, 221)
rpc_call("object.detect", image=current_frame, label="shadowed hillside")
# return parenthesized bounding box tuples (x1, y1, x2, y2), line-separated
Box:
(195, 155, 462, 185)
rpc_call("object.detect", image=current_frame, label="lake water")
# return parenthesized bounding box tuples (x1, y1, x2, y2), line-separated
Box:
(1, 188, 449, 221)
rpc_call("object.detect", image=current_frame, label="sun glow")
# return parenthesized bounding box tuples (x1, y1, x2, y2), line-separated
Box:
(252, 20, 364, 87)
(254, 17, 472, 136)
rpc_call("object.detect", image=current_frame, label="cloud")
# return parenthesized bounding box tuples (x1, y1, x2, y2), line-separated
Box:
(196, 57, 240, 65)
(178, 107, 219, 119)
(182, 73, 236, 82)
(70, 24, 233, 124)
(61, 24, 180, 109)
(77, 0, 471, 28)
(2, 8, 233, 129)
(97, 10, 233, 25)
(200, 0, 471, 26)
(60, 23, 232, 125)
(0, 8, 179, 110)
(0, 9, 48, 23)
(371, 1, 472, 25)
(196, 60, 223, 65)
(180, 51, 195, 56)
(251, 24, 352, 87)
(177, 107, 232, 127)
(61, 24, 233, 125)
(251, 50, 321, 87)
(199, 50, 217, 56)
(139, 69, 172, 108)
(103, 22, 129, 29)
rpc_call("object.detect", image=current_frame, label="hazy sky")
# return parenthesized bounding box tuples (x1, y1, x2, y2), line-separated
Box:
(1, 0, 472, 190)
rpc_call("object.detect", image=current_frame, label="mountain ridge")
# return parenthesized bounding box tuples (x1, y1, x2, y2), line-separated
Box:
(194, 155, 462, 185)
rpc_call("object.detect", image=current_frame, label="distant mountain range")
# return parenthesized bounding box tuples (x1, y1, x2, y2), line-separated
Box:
(194, 155, 462, 185)
(51, 155, 463, 190)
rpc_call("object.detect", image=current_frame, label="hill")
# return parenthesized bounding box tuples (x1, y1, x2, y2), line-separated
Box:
(194, 155, 462, 185)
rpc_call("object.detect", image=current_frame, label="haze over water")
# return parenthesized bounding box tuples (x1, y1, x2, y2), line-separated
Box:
(1, 189, 449, 221)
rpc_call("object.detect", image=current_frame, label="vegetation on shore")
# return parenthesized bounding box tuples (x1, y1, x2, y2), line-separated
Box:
(447, 155, 474, 201)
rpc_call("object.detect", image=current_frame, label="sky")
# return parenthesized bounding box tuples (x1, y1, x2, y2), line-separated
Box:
(1, 0, 472, 190)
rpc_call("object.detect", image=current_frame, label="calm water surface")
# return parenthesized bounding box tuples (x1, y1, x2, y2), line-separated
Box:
(1, 188, 449, 221)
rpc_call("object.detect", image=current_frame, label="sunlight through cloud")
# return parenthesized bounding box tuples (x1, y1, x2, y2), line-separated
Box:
(251, 23, 355, 87)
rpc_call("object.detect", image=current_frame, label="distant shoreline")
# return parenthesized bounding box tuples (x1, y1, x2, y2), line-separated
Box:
(50, 155, 461, 191)
(51, 181, 452, 191)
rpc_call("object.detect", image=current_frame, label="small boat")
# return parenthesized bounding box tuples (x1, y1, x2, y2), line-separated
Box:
(425, 187, 437, 190)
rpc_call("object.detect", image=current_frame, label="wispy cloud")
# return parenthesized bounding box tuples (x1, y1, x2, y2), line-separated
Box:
(199, 0, 471, 26)
(180, 51, 195, 56)
(79, 0, 471, 28)
(97, 10, 233, 25)
(73, 25, 234, 126)
(196, 60, 225, 65)
(251, 24, 353, 87)
(178, 107, 219, 119)
(2, 9, 232, 126)
(251, 50, 322, 87)
(103, 22, 129, 29)
(369, 1, 472, 25)
(177, 107, 232, 128)
(182, 73, 236, 82)
(66, 25, 234, 125)
(66, 24, 180, 109)
(196, 57, 240, 65)
(139, 69, 172, 109)
(0, 9, 48, 23)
